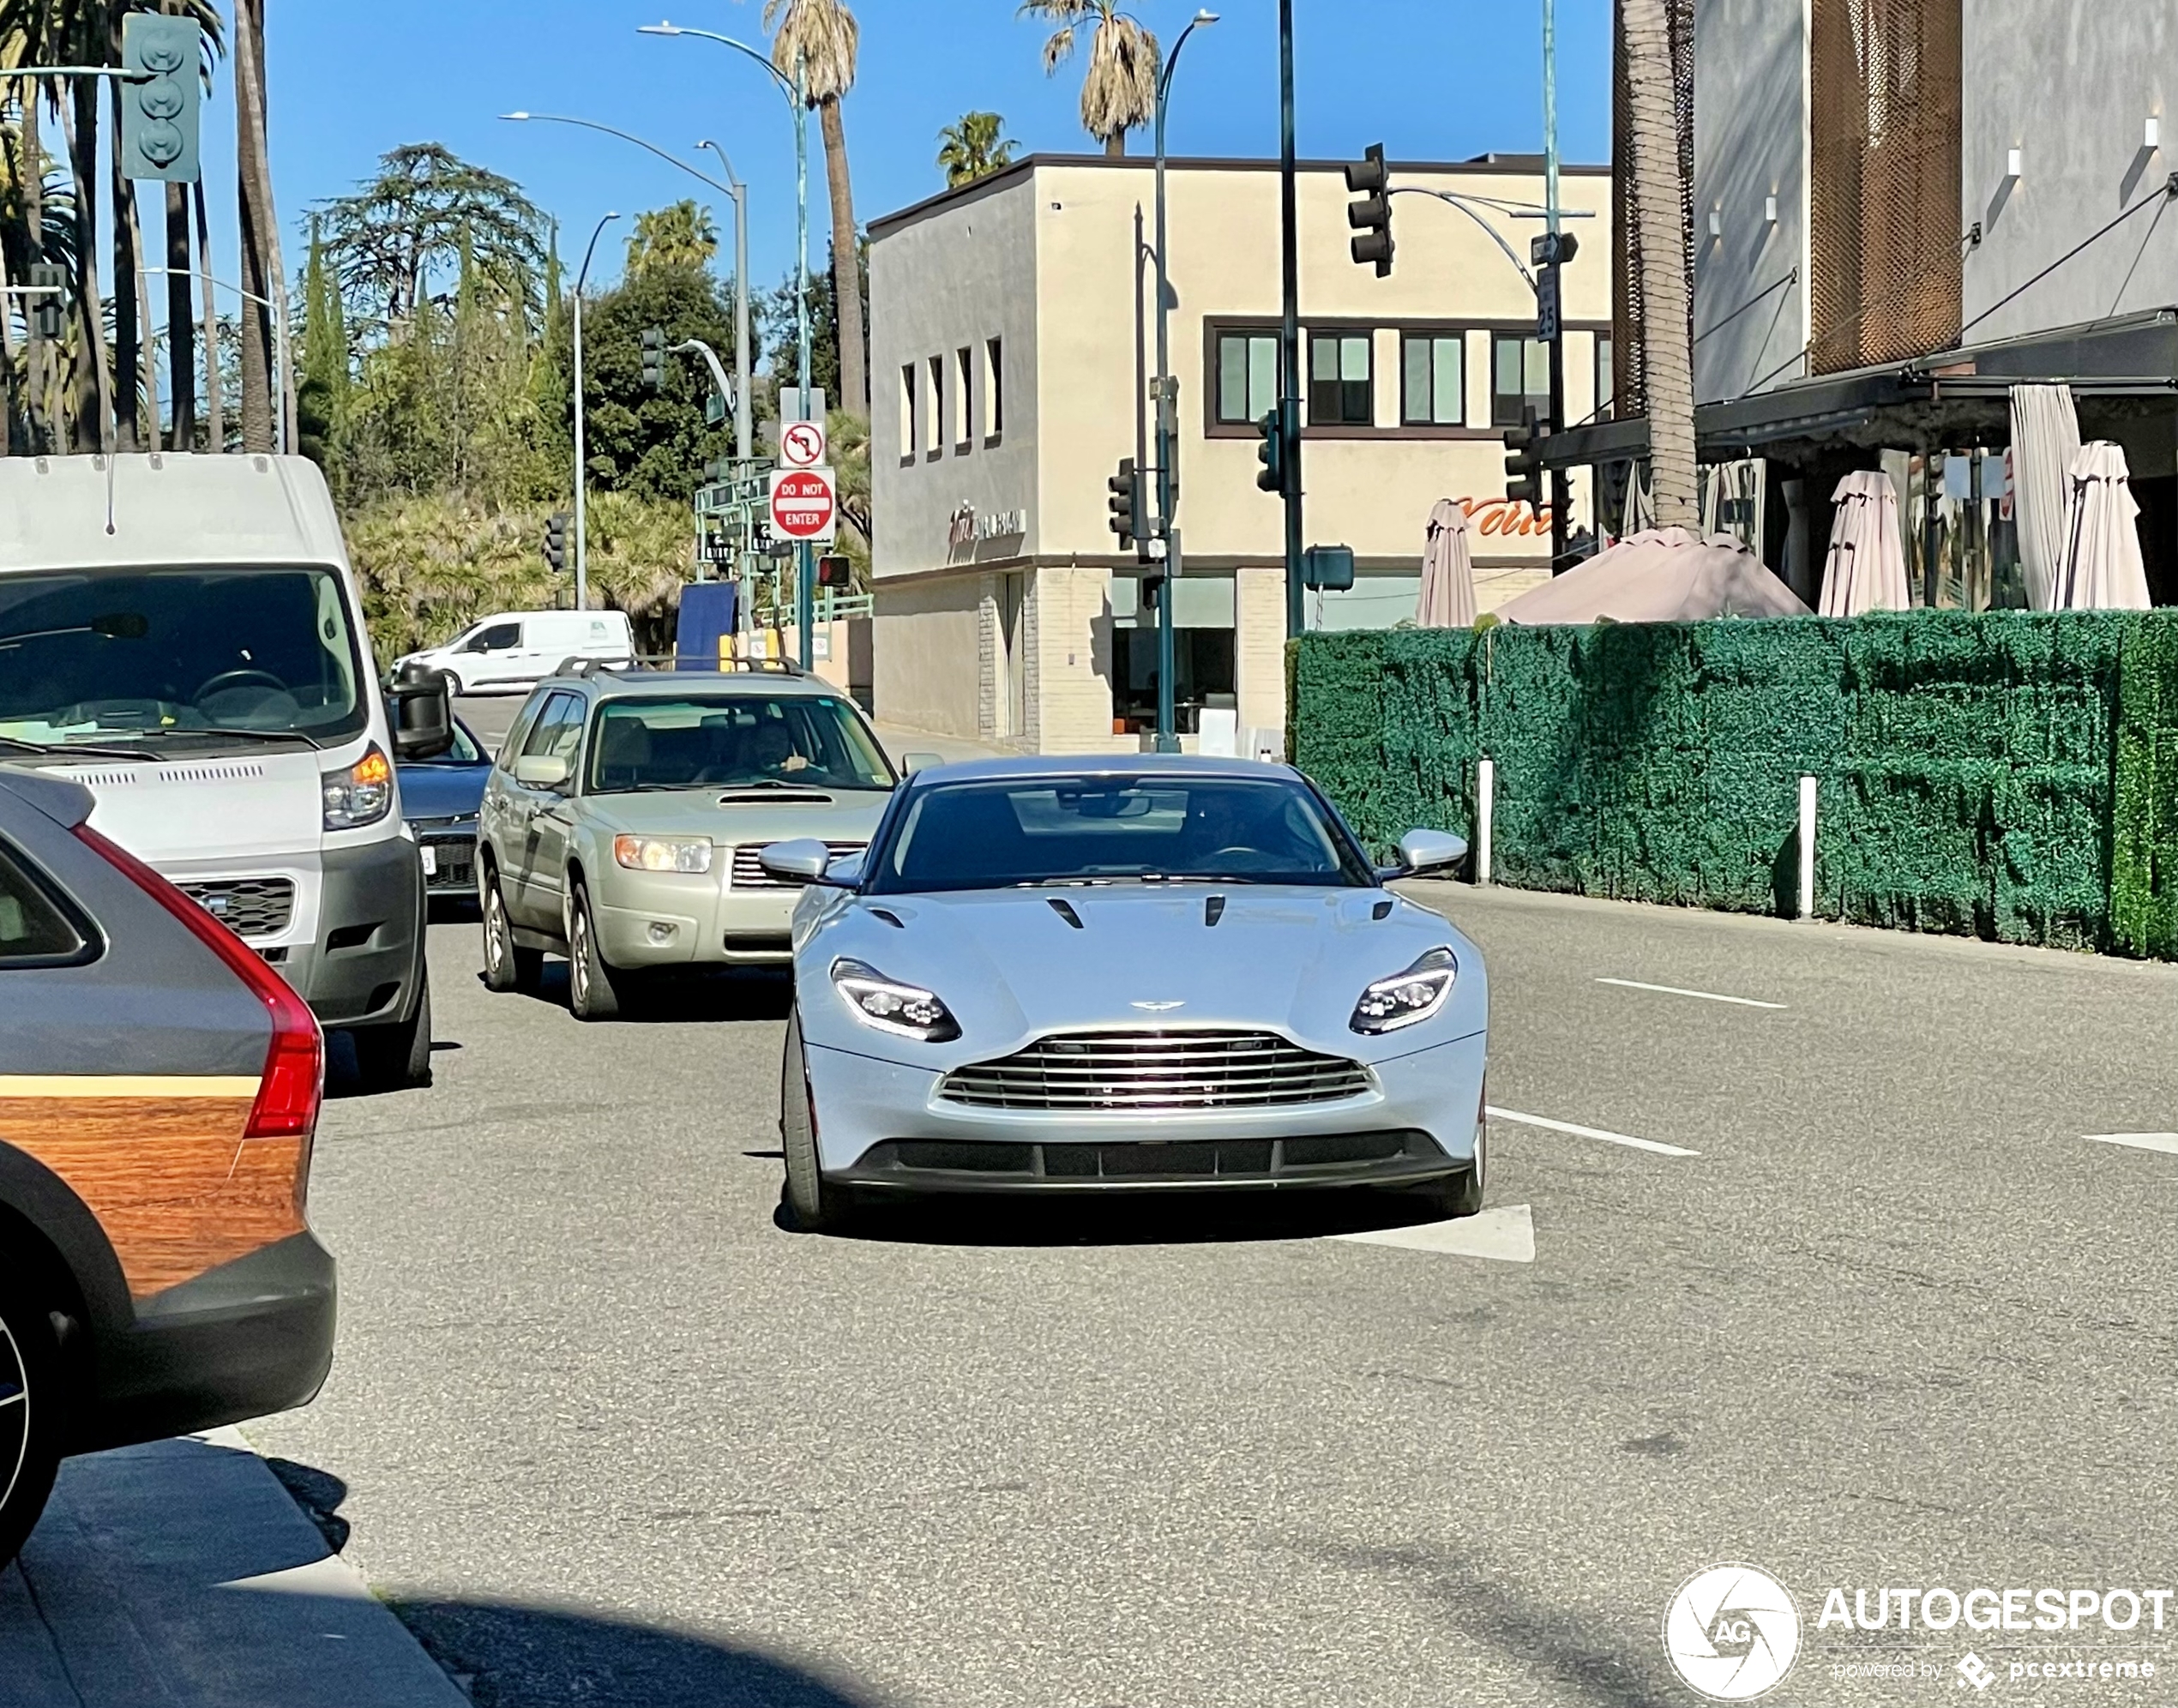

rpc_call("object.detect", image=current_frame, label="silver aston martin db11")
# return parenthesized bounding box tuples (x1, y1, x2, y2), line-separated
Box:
(761, 755, 1488, 1231)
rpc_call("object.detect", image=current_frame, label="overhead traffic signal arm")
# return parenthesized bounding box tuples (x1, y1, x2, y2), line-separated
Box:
(1345, 143, 1394, 278)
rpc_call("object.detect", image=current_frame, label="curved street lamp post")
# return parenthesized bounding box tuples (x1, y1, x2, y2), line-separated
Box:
(573, 210, 621, 612)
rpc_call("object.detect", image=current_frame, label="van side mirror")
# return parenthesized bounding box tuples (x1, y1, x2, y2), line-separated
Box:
(388, 661, 454, 761)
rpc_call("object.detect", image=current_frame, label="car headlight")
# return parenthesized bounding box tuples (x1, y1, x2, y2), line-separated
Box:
(613, 834, 714, 874)
(1350, 947, 1457, 1033)
(322, 745, 394, 831)
(831, 957, 961, 1043)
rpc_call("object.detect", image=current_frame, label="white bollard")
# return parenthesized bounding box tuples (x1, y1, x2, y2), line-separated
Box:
(1797, 773, 1817, 920)
(1477, 756, 1495, 887)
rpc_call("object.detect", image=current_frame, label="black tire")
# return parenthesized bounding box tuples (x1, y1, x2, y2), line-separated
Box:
(780, 1009, 850, 1232)
(0, 1268, 66, 1572)
(440, 670, 466, 697)
(1413, 1122, 1486, 1220)
(567, 884, 623, 1021)
(352, 969, 432, 1092)
(480, 865, 541, 994)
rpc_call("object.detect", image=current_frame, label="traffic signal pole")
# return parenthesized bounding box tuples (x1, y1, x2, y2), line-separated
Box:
(1279, 0, 1304, 640)
(1543, 0, 1569, 573)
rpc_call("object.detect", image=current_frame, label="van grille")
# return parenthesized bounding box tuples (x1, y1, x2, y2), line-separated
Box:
(177, 877, 295, 939)
(730, 842, 864, 888)
(938, 1031, 1372, 1111)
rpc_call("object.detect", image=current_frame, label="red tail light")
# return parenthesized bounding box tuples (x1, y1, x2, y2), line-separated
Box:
(75, 825, 325, 1140)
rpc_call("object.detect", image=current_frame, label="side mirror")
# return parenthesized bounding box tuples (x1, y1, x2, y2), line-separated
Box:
(1394, 828, 1468, 875)
(513, 755, 570, 790)
(757, 837, 839, 887)
(824, 848, 867, 887)
(899, 751, 944, 775)
(388, 661, 454, 761)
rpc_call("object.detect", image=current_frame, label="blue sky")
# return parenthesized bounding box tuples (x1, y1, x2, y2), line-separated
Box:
(224, 0, 1610, 297)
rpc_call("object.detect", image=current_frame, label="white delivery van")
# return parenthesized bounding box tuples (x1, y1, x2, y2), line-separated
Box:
(396, 609, 635, 694)
(0, 453, 453, 1090)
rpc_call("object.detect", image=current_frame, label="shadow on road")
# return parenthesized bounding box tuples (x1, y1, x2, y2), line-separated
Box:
(466, 962, 794, 1025)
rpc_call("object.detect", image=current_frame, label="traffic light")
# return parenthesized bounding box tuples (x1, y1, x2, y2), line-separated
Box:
(543, 511, 570, 572)
(27, 263, 65, 340)
(641, 326, 666, 390)
(1345, 143, 1394, 277)
(119, 14, 201, 183)
(1503, 406, 1546, 510)
(1107, 457, 1145, 550)
(815, 553, 852, 588)
(1254, 410, 1285, 496)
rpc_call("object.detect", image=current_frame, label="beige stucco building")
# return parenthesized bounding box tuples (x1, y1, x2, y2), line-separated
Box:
(867, 153, 1612, 750)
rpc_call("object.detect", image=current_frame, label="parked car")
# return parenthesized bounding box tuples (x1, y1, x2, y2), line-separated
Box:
(397, 716, 492, 902)
(765, 755, 1487, 1231)
(0, 453, 450, 1095)
(395, 610, 635, 695)
(0, 763, 335, 1568)
(477, 665, 898, 1019)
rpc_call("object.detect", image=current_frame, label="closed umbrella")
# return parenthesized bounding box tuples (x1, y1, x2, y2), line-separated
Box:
(1818, 469, 1911, 615)
(2010, 382, 2082, 611)
(2055, 440, 2153, 610)
(1416, 499, 1477, 628)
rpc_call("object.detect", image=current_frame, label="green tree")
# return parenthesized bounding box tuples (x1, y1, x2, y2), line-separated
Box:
(626, 199, 718, 275)
(757, 233, 864, 412)
(1018, 1, 1158, 156)
(936, 111, 1018, 188)
(296, 214, 348, 470)
(766, 0, 866, 418)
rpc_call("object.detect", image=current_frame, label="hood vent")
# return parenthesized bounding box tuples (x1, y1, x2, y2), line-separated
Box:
(61, 759, 269, 786)
(61, 767, 141, 786)
(868, 907, 906, 929)
(716, 789, 833, 805)
(1047, 897, 1084, 930)
(1205, 895, 1226, 928)
(1372, 899, 1393, 920)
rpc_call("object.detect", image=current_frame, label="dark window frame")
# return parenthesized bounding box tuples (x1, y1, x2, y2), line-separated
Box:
(984, 336, 1005, 445)
(1399, 330, 1468, 427)
(1490, 330, 1552, 429)
(1308, 330, 1375, 427)
(1212, 326, 1284, 426)
(0, 839, 101, 970)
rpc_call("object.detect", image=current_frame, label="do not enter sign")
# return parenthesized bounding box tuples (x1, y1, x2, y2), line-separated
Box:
(768, 466, 837, 543)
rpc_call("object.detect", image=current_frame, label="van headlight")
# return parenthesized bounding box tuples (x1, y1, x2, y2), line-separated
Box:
(1350, 947, 1456, 1033)
(831, 958, 960, 1042)
(613, 834, 713, 874)
(322, 745, 394, 830)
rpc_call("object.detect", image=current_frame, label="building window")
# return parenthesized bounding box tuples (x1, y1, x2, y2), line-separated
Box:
(1309, 332, 1372, 426)
(955, 346, 973, 449)
(1594, 332, 1614, 422)
(926, 356, 945, 456)
(898, 364, 916, 465)
(1491, 333, 1549, 427)
(984, 336, 1004, 440)
(1215, 329, 1279, 425)
(1400, 333, 1465, 426)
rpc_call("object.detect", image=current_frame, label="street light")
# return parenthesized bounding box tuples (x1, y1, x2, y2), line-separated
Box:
(1149, 8, 1218, 754)
(499, 112, 750, 465)
(573, 209, 620, 613)
(641, 21, 818, 670)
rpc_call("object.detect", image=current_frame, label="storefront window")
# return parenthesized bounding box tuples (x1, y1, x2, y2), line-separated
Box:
(1111, 627, 1237, 736)
(1401, 334, 1465, 426)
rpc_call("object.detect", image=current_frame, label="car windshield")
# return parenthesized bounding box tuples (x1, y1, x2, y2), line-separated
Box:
(868, 774, 1375, 893)
(585, 694, 893, 795)
(0, 566, 367, 749)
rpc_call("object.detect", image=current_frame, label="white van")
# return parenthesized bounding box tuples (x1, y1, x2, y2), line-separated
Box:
(0, 453, 452, 1090)
(398, 610, 635, 695)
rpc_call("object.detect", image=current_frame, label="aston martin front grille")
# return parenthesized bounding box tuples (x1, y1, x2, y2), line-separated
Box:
(177, 876, 294, 939)
(937, 1031, 1371, 1111)
(729, 841, 865, 888)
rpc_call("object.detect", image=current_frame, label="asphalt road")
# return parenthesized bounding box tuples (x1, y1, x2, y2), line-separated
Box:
(236, 868, 2178, 1708)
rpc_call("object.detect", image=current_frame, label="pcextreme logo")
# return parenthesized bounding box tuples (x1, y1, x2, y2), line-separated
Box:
(1663, 1565, 1802, 1700)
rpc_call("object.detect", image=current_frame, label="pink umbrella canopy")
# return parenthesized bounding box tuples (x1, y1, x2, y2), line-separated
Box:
(1494, 526, 1809, 625)
(1818, 469, 1911, 615)
(1416, 499, 1477, 628)
(2055, 441, 2153, 610)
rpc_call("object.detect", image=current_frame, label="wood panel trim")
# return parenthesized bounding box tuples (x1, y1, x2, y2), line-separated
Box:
(0, 1075, 261, 1098)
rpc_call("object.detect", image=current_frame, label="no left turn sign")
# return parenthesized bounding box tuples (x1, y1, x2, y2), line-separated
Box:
(779, 419, 827, 469)
(769, 466, 838, 543)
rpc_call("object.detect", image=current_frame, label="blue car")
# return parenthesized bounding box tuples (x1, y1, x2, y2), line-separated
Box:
(397, 717, 492, 900)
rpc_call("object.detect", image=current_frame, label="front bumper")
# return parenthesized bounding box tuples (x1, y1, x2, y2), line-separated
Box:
(593, 880, 797, 968)
(805, 1029, 1488, 1190)
(296, 835, 426, 1025)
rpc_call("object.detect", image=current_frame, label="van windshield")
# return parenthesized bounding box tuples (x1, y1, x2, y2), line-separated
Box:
(0, 567, 369, 750)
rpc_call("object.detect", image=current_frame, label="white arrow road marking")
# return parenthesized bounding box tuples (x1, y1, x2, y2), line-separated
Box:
(1487, 1104, 1700, 1158)
(1337, 1203, 1535, 1262)
(2085, 1133, 2178, 1156)
(1596, 977, 1786, 1009)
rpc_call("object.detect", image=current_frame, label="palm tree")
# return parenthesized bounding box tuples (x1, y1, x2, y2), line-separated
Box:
(1018, 1, 1158, 157)
(936, 111, 1018, 188)
(1619, 0, 1695, 526)
(765, 0, 867, 418)
(626, 199, 719, 274)
(233, 0, 276, 452)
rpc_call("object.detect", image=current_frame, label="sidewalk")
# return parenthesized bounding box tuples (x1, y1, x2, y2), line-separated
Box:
(0, 1431, 467, 1708)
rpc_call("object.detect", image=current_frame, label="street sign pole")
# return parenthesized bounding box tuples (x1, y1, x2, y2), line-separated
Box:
(1279, 0, 1305, 640)
(1543, 0, 1570, 573)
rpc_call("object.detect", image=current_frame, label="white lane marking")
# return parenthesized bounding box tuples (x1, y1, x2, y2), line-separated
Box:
(2086, 1133, 2178, 1156)
(1339, 1203, 1534, 1262)
(1487, 1104, 1700, 1158)
(1596, 977, 1786, 1010)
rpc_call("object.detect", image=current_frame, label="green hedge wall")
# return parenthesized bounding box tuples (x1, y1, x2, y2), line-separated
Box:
(1292, 610, 2178, 958)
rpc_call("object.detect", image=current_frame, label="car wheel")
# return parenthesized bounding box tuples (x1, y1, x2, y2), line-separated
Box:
(0, 1269, 67, 1571)
(780, 1007, 851, 1232)
(567, 884, 623, 1021)
(480, 867, 541, 994)
(351, 968, 432, 1091)
(1413, 1122, 1485, 1220)
(440, 670, 466, 697)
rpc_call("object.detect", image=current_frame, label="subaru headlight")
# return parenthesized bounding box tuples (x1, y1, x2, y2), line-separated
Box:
(322, 744, 394, 831)
(613, 834, 714, 875)
(1350, 947, 1456, 1033)
(831, 957, 960, 1043)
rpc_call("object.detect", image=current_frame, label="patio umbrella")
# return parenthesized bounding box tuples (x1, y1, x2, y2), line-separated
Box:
(1494, 526, 1808, 624)
(1818, 469, 1911, 615)
(2055, 441, 2153, 610)
(2010, 382, 2082, 611)
(1416, 499, 1477, 628)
